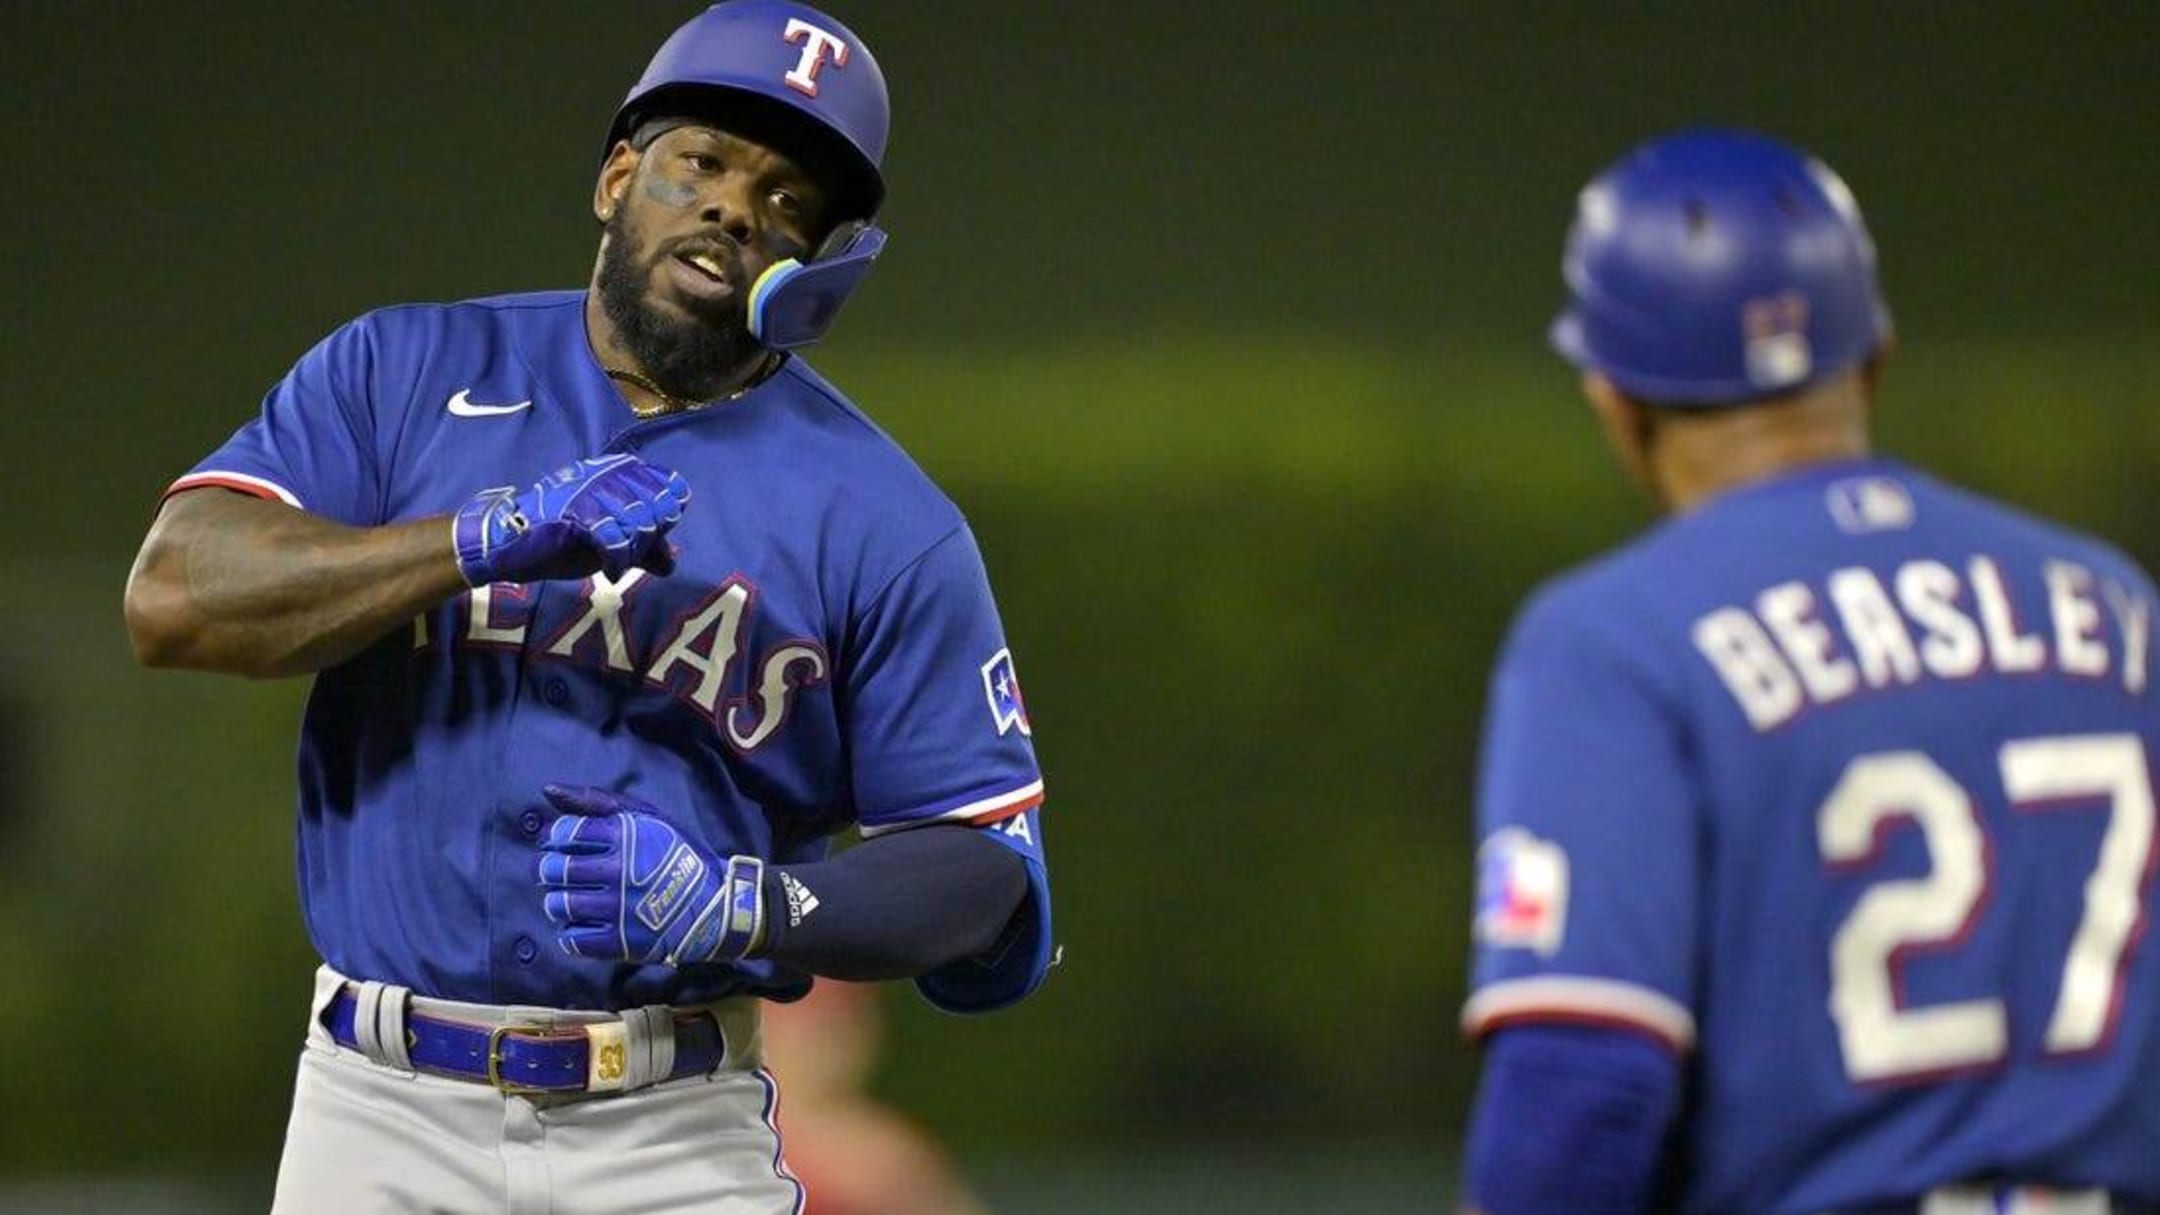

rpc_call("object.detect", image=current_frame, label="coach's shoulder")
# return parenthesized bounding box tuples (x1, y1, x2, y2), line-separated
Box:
(1921, 469, 2158, 593)
(1498, 534, 1698, 694)
(1516, 527, 1681, 631)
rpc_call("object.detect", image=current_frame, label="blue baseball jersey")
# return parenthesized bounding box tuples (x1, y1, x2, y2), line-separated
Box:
(168, 290, 1051, 1012)
(1464, 458, 2160, 1213)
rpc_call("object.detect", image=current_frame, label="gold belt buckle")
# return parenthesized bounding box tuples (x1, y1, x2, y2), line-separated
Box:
(485, 1024, 558, 1096)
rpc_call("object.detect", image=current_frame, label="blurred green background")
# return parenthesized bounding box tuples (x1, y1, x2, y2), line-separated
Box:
(3, 2, 2155, 1211)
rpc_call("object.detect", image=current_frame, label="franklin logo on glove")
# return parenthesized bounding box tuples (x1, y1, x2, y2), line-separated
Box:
(635, 846, 708, 933)
(538, 785, 767, 967)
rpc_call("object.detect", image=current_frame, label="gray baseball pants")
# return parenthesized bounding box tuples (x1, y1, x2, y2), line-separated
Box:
(270, 966, 803, 1215)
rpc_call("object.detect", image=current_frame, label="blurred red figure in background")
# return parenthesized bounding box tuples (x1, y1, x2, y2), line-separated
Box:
(765, 981, 996, 1215)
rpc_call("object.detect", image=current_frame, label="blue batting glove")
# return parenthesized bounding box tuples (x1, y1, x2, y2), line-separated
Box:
(454, 454, 690, 587)
(535, 785, 765, 966)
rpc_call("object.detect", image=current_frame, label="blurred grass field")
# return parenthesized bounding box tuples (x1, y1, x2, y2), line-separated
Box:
(3, 338, 2153, 1208)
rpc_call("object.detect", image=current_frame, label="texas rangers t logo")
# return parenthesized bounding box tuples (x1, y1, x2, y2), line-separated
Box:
(782, 18, 850, 97)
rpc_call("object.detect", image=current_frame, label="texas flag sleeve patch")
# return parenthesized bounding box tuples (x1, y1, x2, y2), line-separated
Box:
(1475, 827, 1570, 957)
(981, 647, 1031, 737)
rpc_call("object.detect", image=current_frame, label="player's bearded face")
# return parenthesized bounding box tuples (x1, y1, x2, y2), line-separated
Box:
(594, 197, 764, 402)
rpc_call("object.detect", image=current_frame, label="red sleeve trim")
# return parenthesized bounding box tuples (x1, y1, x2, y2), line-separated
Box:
(164, 471, 302, 509)
(858, 779, 1046, 838)
(1468, 1008, 1688, 1057)
(967, 786, 1045, 827)
(1462, 975, 1696, 1055)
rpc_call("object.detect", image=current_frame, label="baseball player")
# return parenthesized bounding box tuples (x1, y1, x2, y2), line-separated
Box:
(122, 4, 1053, 1212)
(1460, 129, 2160, 1215)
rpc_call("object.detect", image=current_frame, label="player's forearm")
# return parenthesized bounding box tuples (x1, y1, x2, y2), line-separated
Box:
(756, 826, 1030, 981)
(125, 489, 466, 678)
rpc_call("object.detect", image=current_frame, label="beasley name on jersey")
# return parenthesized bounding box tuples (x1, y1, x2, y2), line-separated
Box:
(1465, 458, 2160, 1214)
(1691, 487, 2150, 732)
(167, 292, 1050, 1011)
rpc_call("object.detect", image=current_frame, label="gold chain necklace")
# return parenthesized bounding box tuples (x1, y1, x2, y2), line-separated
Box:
(604, 367, 712, 419)
(604, 357, 781, 420)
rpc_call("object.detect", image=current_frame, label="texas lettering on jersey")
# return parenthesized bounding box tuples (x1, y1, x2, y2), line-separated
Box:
(423, 573, 826, 753)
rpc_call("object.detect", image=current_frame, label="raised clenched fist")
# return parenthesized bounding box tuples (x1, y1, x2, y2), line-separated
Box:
(453, 454, 690, 586)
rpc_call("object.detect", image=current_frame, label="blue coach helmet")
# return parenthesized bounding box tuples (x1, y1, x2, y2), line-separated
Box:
(1550, 129, 1893, 406)
(607, 1, 892, 349)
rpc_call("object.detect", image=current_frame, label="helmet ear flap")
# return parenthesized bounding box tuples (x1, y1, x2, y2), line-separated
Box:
(814, 219, 871, 262)
(748, 222, 888, 350)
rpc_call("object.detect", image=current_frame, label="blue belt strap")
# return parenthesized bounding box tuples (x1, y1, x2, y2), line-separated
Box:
(324, 986, 725, 1094)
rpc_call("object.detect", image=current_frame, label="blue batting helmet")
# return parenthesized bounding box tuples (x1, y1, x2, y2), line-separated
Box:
(606, 1, 890, 217)
(1550, 128, 1893, 406)
(607, 2, 892, 350)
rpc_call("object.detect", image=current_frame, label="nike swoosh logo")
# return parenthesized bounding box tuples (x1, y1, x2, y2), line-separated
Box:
(447, 389, 533, 417)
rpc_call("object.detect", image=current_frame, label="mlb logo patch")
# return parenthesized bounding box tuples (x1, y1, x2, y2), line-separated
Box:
(1475, 828, 1569, 957)
(1825, 476, 1915, 534)
(981, 648, 1031, 737)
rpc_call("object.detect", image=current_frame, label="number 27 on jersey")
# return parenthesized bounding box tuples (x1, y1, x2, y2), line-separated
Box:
(1820, 733, 2154, 1083)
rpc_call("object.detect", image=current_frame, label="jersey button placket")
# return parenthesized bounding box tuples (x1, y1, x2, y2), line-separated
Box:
(540, 677, 569, 706)
(514, 936, 538, 964)
(519, 810, 543, 837)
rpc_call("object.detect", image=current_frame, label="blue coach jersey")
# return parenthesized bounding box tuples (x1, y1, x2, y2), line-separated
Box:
(1464, 458, 2160, 1213)
(168, 291, 1050, 1012)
